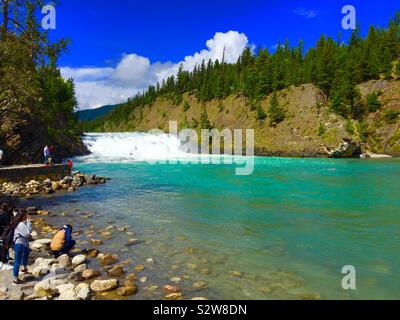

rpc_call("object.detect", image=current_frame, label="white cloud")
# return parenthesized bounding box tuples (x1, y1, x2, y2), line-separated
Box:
(294, 8, 318, 19)
(61, 31, 249, 110)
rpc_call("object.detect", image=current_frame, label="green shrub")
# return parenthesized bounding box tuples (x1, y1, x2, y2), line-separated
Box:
(384, 110, 400, 123)
(218, 101, 224, 112)
(183, 101, 191, 112)
(367, 92, 382, 113)
(255, 104, 267, 121)
(345, 119, 356, 135)
(318, 123, 326, 136)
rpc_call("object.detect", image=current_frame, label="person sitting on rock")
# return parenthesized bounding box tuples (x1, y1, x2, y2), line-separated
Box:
(50, 224, 76, 257)
(11, 209, 33, 285)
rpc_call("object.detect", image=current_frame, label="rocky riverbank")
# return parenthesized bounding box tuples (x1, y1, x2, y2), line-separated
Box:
(0, 206, 208, 301)
(0, 172, 109, 199)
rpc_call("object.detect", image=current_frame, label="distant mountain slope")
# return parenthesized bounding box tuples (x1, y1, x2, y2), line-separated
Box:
(80, 80, 400, 157)
(77, 105, 119, 121)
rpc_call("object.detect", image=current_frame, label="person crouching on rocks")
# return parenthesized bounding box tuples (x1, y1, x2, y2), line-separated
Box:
(11, 209, 33, 285)
(50, 225, 76, 257)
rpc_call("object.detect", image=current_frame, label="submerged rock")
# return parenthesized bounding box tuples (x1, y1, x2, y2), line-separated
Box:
(193, 281, 208, 289)
(117, 285, 138, 297)
(108, 265, 125, 277)
(90, 279, 119, 293)
(165, 292, 183, 300)
(98, 253, 119, 266)
(82, 269, 101, 280)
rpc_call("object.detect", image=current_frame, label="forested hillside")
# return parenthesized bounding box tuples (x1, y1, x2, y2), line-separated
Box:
(82, 14, 400, 157)
(0, 0, 88, 165)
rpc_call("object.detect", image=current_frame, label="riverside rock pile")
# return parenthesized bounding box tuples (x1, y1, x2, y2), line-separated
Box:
(0, 173, 109, 198)
(0, 218, 139, 301)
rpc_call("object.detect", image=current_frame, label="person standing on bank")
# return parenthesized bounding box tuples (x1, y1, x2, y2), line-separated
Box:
(0, 148, 3, 165)
(49, 145, 56, 165)
(11, 210, 32, 285)
(44, 145, 50, 166)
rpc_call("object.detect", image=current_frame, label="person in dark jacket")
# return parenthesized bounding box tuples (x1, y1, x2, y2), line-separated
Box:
(0, 202, 12, 236)
(0, 202, 13, 265)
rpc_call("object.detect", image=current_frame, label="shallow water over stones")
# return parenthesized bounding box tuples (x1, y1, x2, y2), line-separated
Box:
(20, 157, 400, 300)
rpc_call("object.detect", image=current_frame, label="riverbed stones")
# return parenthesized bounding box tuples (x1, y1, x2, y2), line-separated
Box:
(82, 269, 101, 280)
(117, 284, 137, 297)
(56, 283, 75, 295)
(71, 254, 86, 266)
(57, 254, 71, 268)
(51, 182, 61, 191)
(232, 271, 242, 277)
(98, 253, 119, 266)
(139, 277, 147, 283)
(85, 249, 99, 258)
(74, 264, 88, 273)
(34, 279, 57, 297)
(164, 285, 180, 293)
(126, 273, 137, 282)
(90, 239, 103, 246)
(90, 279, 119, 293)
(193, 281, 208, 289)
(30, 239, 51, 251)
(170, 277, 181, 283)
(135, 264, 145, 272)
(165, 292, 183, 300)
(107, 265, 125, 277)
(76, 283, 91, 300)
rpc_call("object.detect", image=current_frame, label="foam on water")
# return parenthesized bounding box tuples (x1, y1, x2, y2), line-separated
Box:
(80, 132, 190, 163)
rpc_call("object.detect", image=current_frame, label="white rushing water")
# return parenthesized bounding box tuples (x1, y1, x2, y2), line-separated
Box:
(79, 132, 190, 163)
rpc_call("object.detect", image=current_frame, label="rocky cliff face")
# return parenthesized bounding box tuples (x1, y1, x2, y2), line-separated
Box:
(0, 113, 89, 165)
(96, 81, 399, 158)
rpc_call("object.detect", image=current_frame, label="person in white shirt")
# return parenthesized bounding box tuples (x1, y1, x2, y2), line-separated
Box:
(11, 210, 32, 285)
(43, 145, 50, 165)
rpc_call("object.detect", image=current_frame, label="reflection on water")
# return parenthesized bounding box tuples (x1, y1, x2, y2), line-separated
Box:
(23, 157, 400, 300)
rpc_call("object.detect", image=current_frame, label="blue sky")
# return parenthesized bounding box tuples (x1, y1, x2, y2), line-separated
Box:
(50, 0, 400, 109)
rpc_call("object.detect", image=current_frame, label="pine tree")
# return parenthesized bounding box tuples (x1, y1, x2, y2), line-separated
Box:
(268, 92, 285, 125)
(200, 106, 212, 130)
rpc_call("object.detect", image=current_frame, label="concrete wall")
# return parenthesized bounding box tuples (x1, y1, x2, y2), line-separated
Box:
(0, 164, 69, 183)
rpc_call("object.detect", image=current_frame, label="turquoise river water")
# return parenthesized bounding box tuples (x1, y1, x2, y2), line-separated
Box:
(28, 133, 400, 300)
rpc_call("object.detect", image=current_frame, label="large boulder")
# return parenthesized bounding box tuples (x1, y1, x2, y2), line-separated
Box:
(328, 140, 362, 158)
